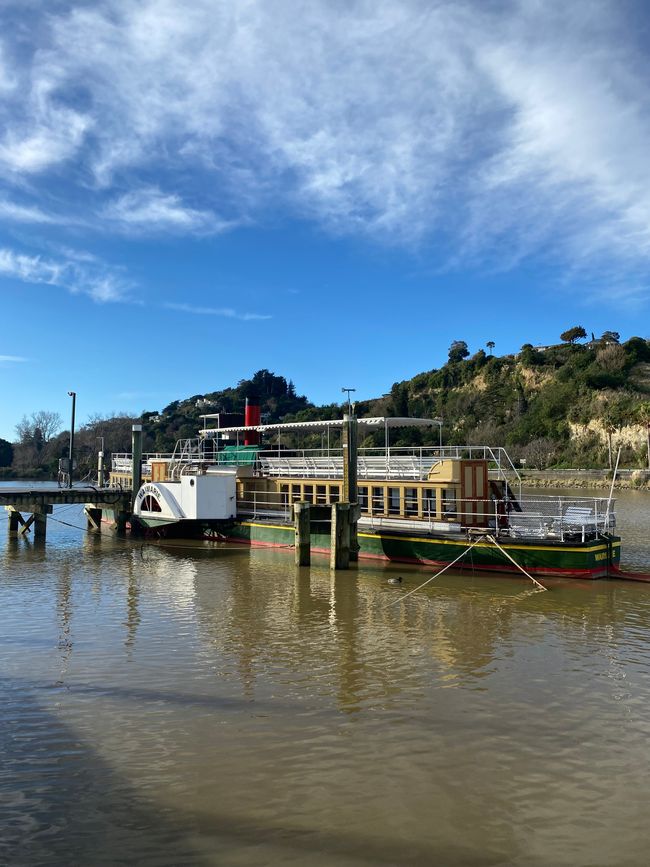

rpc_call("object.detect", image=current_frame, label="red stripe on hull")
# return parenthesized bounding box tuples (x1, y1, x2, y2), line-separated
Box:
(221, 534, 609, 579)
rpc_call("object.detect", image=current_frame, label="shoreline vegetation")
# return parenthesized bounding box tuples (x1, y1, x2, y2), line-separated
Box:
(520, 471, 650, 490)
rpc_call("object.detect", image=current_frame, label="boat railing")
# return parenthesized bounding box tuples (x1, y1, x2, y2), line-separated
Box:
(112, 443, 522, 488)
(256, 445, 521, 484)
(111, 452, 174, 474)
(233, 489, 615, 541)
(237, 490, 292, 521)
(498, 494, 615, 541)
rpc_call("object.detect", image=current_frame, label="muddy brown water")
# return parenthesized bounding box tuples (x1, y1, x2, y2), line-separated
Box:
(1, 484, 650, 865)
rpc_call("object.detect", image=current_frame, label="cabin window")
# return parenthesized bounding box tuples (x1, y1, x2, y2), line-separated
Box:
(423, 489, 437, 518)
(316, 485, 327, 505)
(329, 485, 340, 503)
(303, 484, 314, 504)
(405, 487, 418, 517)
(280, 484, 290, 508)
(291, 483, 302, 503)
(141, 495, 162, 513)
(372, 486, 385, 515)
(443, 488, 457, 518)
(388, 487, 401, 515)
(358, 486, 368, 513)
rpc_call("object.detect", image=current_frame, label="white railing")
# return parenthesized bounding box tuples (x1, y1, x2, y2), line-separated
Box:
(506, 495, 615, 541)
(237, 490, 291, 521)
(257, 445, 520, 485)
(112, 443, 521, 487)
(259, 454, 441, 480)
(111, 452, 173, 474)
(232, 489, 615, 541)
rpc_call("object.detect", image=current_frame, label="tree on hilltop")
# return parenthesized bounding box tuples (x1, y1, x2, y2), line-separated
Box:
(448, 340, 470, 363)
(560, 326, 587, 345)
(486, 341, 495, 356)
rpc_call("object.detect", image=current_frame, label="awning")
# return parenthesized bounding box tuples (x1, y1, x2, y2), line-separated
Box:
(199, 416, 442, 435)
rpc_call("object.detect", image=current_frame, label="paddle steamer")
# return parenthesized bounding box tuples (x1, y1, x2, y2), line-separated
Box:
(108, 407, 621, 579)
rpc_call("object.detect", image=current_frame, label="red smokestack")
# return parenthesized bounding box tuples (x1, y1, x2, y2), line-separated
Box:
(244, 397, 261, 445)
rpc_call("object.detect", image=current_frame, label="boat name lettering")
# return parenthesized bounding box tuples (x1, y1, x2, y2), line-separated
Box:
(138, 484, 160, 501)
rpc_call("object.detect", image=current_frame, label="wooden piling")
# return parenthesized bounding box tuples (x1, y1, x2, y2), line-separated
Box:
(294, 501, 311, 566)
(114, 510, 129, 536)
(330, 502, 351, 570)
(342, 414, 359, 561)
(8, 508, 20, 536)
(33, 507, 48, 541)
(131, 424, 143, 510)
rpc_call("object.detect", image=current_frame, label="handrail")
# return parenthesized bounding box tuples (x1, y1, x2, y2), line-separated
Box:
(231, 489, 616, 540)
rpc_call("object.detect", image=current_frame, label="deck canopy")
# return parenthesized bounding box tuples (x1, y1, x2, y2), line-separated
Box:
(199, 416, 442, 436)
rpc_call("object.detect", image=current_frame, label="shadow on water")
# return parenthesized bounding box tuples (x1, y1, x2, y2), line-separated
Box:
(0, 679, 203, 866)
(0, 677, 508, 867)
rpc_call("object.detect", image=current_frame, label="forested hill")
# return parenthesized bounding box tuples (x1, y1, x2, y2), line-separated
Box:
(143, 332, 650, 469)
(4, 332, 650, 479)
(366, 334, 650, 468)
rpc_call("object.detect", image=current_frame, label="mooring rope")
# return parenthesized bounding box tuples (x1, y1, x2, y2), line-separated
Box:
(483, 534, 547, 591)
(393, 532, 548, 604)
(391, 536, 485, 604)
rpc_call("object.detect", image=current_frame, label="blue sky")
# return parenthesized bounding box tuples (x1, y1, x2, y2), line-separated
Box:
(1, 0, 650, 440)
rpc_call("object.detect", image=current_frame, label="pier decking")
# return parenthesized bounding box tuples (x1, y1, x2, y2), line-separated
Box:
(1, 486, 132, 539)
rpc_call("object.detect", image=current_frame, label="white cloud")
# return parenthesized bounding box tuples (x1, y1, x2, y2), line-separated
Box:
(164, 302, 271, 322)
(102, 187, 233, 234)
(0, 0, 649, 287)
(0, 198, 56, 223)
(0, 354, 28, 363)
(0, 246, 128, 302)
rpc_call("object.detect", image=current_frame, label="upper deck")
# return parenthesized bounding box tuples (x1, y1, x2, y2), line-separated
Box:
(110, 443, 521, 486)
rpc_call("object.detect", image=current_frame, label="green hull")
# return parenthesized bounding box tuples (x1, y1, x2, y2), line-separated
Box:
(225, 520, 621, 579)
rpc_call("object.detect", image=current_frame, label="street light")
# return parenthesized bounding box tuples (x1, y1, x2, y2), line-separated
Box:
(341, 387, 356, 415)
(67, 391, 76, 488)
(96, 436, 105, 487)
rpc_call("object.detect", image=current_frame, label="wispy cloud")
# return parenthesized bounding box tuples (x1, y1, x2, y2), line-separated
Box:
(0, 0, 649, 291)
(102, 187, 234, 235)
(0, 354, 28, 363)
(164, 302, 271, 322)
(0, 198, 56, 224)
(0, 246, 129, 302)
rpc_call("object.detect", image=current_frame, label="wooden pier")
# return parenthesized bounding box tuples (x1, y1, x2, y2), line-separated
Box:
(1, 487, 132, 540)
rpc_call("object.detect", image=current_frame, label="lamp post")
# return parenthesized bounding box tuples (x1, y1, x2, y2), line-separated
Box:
(67, 391, 76, 488)
(341, 387, 356, 415)
(96, 436, 105, 487)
